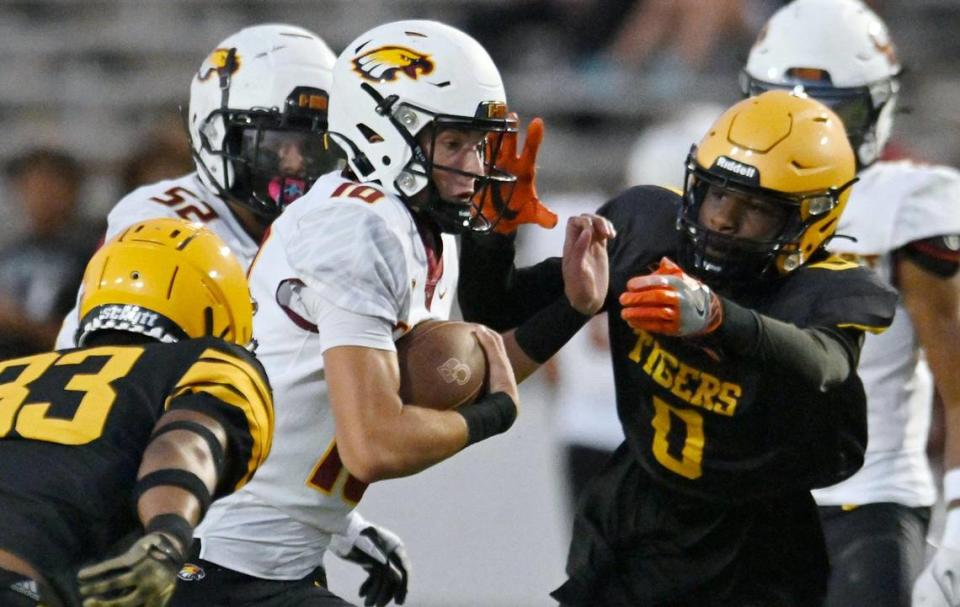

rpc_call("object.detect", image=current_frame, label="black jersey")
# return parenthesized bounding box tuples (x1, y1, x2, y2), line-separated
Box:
(600, 186, 897, 502)
(0, 337, 273, 585)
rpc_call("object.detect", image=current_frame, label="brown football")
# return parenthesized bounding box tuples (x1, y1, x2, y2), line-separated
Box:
(396, 320, 487, 410)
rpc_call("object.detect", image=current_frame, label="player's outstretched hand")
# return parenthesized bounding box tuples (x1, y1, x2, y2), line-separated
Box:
(563, 214, 615, 315)
(77, 532, 184, 607)
(479, 115, 558, 234)
(620, 257, 722, 337)
(331, 515, 410, 607)
(474, 324, 519, 408)
(913, 545, 960, 607)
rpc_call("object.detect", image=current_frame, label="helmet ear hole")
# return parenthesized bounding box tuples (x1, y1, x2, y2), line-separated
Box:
(357, 124, 383, 144)
(204, 306, 215, 336)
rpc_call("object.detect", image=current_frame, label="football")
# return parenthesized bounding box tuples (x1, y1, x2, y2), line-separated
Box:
(396, 320, 487, 410)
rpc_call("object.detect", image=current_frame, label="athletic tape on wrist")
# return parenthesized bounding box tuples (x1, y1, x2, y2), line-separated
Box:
(133, 469, 212, 516)
(458, 391, 517, 446)
(145, 513, 193, 557)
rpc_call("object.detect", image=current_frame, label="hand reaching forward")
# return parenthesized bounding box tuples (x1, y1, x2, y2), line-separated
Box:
(563, 214, 616, 315)
(479, 115, 558, 234)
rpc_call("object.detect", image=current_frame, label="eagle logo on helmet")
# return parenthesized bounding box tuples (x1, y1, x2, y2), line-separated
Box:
(869, 32, 898, 67)
(177, 563, 206, 582)
(352, 46, 435, 82)
(197, 47, 242, 82)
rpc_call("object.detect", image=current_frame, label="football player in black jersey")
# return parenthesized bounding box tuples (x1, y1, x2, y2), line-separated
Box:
(0, 218, 273, 607)
(459, 90, 898, 606)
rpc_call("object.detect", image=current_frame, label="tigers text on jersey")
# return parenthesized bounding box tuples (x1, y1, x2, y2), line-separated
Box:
(0, 337, 272, 597)
(55, 173, 260, 349)
(814, 160, 960, 507)
(601, 186, 895, 502)
(194, 172, 459, 579)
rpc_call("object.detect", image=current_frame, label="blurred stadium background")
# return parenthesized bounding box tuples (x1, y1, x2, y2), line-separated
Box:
(1, 1, 958, 605)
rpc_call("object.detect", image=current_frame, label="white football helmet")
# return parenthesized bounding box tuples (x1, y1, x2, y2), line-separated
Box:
(327, 19, 517, 233)
(742, 0, 900, 168)
(189, 24, 342, 219)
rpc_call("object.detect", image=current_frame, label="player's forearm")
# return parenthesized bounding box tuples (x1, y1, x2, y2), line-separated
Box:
(918, 320, 960, 470)
(137, 410, 226, 526)
(717, 298, 857, 390)
(335, 405, 470, 482)
(900, 262, 960, 468)
(458, 231, 564, 330)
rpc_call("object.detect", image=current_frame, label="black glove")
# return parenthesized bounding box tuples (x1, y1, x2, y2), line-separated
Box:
(77, 532, 185, 607)
(331, 513, 410, 606)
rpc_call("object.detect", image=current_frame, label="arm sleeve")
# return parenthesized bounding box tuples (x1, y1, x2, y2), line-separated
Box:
(717, 299, 861, 391)
(458, 231, 564, 331)
(285, 204, 408, 326)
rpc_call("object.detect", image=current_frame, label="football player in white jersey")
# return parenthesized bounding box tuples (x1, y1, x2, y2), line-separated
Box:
(173, 19, 611, 607)
(56, 23, 341, 346)
(742, 1, 960, 605)
(53, 23, 415, 607)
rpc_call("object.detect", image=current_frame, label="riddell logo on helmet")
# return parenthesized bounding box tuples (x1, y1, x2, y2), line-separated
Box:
(197, 48, 241, 82)
(352, 46, 435, 82)
(715, 156, 758, 180)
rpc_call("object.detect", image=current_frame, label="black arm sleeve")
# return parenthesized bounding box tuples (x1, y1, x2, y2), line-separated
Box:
(458, 231, 564, 331)
(717, 298, 861, 391)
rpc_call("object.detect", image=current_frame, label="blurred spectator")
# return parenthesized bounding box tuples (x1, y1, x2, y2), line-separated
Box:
(120, 122, 193, 195)
(0, 148, 99, 357)
(465, 0, 634, 71)
(624, 102, 725, 189)
(606, 0, 752, 94)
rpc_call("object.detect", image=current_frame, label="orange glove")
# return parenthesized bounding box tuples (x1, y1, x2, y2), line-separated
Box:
(480, 115, 558, 234)
(619, 258, 723, 337)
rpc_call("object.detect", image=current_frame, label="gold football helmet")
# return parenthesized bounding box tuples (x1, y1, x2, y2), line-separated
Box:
(678, 89, 857, 282)
(77, 218, 254, 347)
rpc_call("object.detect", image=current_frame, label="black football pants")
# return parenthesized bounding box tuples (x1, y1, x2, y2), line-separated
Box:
(168, 540, 356, 607)
(819, 502, 930, 607)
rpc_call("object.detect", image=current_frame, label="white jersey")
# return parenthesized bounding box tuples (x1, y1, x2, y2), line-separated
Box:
(814, 160, 960, 507)
(194, 172, 458, 579)
(55, 173, 260, 349)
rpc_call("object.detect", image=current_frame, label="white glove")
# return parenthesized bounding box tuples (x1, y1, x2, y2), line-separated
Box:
(331, 512, 410, 606)
(915, 504, 960, 607)
(914, 545, 960, 606)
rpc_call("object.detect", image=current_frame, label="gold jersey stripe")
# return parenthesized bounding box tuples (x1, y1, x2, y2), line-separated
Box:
(809, 255, 860, 271)
(167, 348, 274, 489)
(837, 322, 889, 335)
